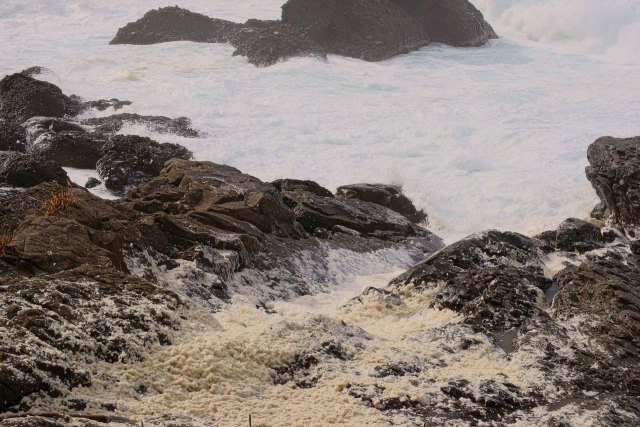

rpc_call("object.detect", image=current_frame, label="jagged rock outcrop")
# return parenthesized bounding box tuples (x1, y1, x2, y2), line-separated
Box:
(337, 183, 427, 223)
(110, 1, 496, 66)
(586, 136, 640, 236)
(96, 135, 192, 195)
(0, 74, 72, 126)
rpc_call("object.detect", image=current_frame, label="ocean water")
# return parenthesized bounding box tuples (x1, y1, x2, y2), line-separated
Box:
(1, 0, 639, 241)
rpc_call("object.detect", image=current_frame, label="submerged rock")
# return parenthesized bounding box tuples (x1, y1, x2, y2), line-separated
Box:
(586, 136, 640, 236)
(96, 135, 192, 195)
(82, 113, 201, 138)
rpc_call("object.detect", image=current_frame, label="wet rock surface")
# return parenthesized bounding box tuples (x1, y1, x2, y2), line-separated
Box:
(81, 113, 200, 138)
(587, 136, 640, 236)
(0, 152, 69, 188)
(110, 1, 496, 66)
(337, 183, 428, 223)
(96, 135, 193, 195)
(28, 130, 105, 169)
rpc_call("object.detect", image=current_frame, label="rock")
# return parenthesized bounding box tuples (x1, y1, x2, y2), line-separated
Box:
(555, 217, 603, 253)
(272, 178, 334, 198)
(82, 113, 200, 138)
(281, 0, 430, 61)
(109, 6, 242, 45)
(390, 230, 550, 332)
(21, 116, 86, 143)
(552, 259, 640, 395)
(82, 98, 132, 112)
(0, 152, 69, 188)
(631, 240, 640, 255)
(28, 131, 105, 169)
(229, 22, 327, 67)
(127, 159, 303, 239)
(0, 74, 70, 126)
(391, 0, 498, 46)
(336, 183, 427, 223)
(85, 177, 101, 189)
(0, 266, 186, 411)
(0, 121, 26, 152)
(586, 136, 640, 236)
(281, 185, 420, 239)
(111, 0, 497, 66)
(96, 135, 192, 195)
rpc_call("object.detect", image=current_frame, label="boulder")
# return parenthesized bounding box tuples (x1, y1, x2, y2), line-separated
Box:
(85, 177, 101, 189)
(109, 6, 241, 45)
(96, 135, 192, 195)
(281, 0, 430, 61)
(0, 152, 69, 188)
(28, 131, 105, 169)
(586, 136, 640, 236)
(391, 0, 497, 46)
(0, 74, 70, 126)
(337, 183, 427, 223)
(82, 113, 200, 138)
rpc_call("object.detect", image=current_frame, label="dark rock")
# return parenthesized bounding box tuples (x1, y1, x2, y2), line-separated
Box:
(229, 22, 326, 67)
(28, 131, 105, 169)
(82, 113, 200, 138)
(0, 266, 186, 411)
(82, 98, 132, 112)
(111, 0, 497, 66)
(21, 116, 86, 143)
(281, 0, 430, 61)
(85, 177, 101, 189)
(109, 6, 242, 45)
(0, 152, 69, 188)
(391, 0, 498, 46)
(282, 187, 419, 239)
(390, 231, 551, 332)
(0, 121, 26, 152)
(272, 178, 334, 198)
(586, 136, 640, 236)
(631, 240, 640, 255)
(337, 183, 427, 223)
(0, 74, 70, 126)
(96, 135, 192, 195)
(532, 229, 557, 250)
(555, 218, 603, 253)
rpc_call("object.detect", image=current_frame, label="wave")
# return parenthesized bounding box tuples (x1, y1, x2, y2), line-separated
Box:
(473, 0, 640, 63)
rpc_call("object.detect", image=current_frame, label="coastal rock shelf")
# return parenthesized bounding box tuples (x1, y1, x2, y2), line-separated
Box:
(109, 0, 497, 66)
(1, 69, 639, 426)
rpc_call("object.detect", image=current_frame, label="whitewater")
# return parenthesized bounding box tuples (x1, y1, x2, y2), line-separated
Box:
(2, 2, 640, 426)
(1, 0, 639, 241)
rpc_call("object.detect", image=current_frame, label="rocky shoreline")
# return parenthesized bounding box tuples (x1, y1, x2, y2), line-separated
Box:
(1, 61, 639, 427)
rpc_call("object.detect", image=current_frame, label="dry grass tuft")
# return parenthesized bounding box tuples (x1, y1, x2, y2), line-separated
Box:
(40, 188, 77, 217)
(0, 230, 16, 257)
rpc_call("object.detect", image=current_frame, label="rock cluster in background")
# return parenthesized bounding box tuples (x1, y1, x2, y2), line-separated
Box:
(110, 0, 497, 66)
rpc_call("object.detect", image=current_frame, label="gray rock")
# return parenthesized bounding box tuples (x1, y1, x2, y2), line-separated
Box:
(337, 183, 427, 223)
(0, 152, 69, 188)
